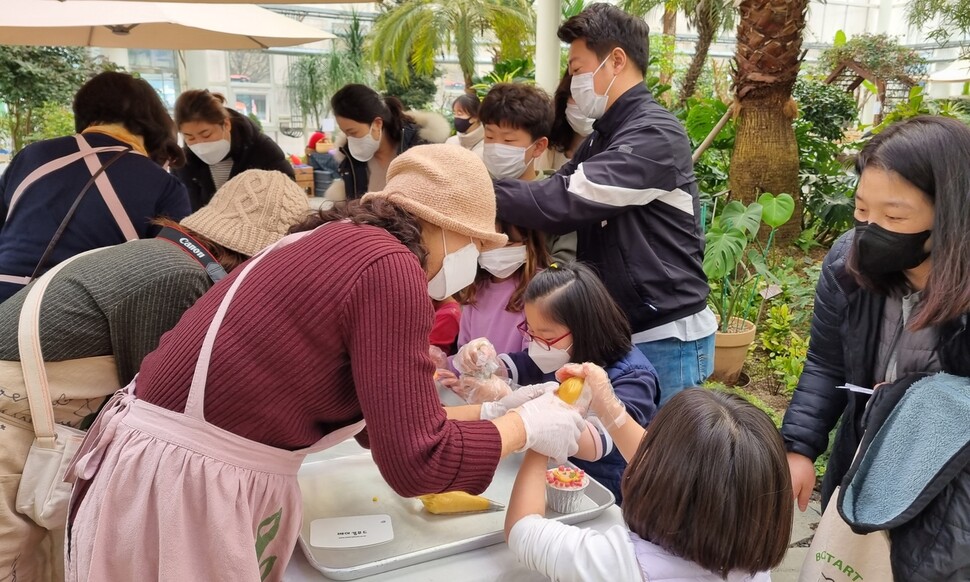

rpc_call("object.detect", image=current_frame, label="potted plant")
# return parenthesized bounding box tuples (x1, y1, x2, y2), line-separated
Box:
(703, 192, 795, 383)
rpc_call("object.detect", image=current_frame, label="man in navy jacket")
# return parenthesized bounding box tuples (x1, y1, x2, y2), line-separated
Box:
(494, 4, 714, 403)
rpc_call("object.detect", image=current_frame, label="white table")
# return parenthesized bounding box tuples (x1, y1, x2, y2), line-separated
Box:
(283, 441, 625, 582)
(285, 505, 625, 582)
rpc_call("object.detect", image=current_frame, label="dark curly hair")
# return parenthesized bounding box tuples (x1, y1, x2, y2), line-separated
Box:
(289, 198, 428, 268)
(73, 72, 184, 168)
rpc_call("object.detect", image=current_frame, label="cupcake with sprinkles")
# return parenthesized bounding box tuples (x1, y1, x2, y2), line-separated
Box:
(545, 465, 589, 513)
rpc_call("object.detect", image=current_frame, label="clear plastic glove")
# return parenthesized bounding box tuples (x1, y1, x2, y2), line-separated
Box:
(434, 369, 459, 391)
(512, 392, 586, 462)
(452, 374, 512, 404)
(480, 382, 559, 420)
(557, 362, 627, 430)
(454, 338, 501, 380)
(429, 345, 449, 369)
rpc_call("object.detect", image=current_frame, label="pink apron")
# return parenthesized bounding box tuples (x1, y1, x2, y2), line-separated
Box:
(63, 231, 365, 582)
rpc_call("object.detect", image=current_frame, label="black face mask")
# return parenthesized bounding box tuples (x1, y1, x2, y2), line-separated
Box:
(854, 221, 931, 275)
(453, 117, 473, 134)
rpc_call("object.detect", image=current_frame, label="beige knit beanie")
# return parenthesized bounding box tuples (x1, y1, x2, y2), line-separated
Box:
(180, 169, 309, 256)
(361, 144, 508, 250)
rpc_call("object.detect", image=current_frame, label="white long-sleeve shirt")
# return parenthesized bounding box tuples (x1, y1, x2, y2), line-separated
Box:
(508, 514, 772, 582)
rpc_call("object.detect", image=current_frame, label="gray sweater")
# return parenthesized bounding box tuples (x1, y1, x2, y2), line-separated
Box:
(0, 238, 212, 385)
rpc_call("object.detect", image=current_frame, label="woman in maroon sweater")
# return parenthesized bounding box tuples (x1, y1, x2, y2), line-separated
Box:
(65, 145, 585, 582)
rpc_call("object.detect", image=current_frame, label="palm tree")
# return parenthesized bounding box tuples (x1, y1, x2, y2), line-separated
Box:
(368, 0, 533, 90)
(728, 0, 808, 240)
(620, 0, 734, 104)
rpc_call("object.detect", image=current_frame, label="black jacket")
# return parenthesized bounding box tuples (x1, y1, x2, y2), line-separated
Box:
(175, 109, 295, 210)
(493, 84, 709, 333)
(838, 373, 970, 581)
(781, 231, 970, 506)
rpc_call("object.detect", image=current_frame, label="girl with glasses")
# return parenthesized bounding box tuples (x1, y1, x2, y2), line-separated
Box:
(453, 262, 659, 503)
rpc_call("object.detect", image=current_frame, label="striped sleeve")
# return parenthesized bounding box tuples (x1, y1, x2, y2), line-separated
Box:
(495, 137, 694, 234)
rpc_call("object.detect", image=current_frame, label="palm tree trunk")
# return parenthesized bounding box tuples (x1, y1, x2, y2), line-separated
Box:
(729, 0, 808, 243)
(729, 90, 801, 233)
(677, 12, 714, 105)
(659, 4, 677, 90)
(662, 3, 677, 36)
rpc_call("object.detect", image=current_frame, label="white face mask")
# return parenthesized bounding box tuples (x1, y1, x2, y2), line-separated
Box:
(528, 340, 572, 374)
(571, 55, 618, 120)
(427, 231, 480, 301)
(565, 102, 595, 136)
(346, 123, 382, 162)
(483, 142, 536, 180)
(478, 245, 527, 279)
(189, 132, 231, 166)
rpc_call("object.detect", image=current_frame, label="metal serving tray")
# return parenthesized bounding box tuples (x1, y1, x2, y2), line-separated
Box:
(297, 449, 615, 581)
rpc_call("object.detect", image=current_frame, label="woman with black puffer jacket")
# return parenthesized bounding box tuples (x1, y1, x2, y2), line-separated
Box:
(782, 115, 970, 581)
(174, 89, 295, 211)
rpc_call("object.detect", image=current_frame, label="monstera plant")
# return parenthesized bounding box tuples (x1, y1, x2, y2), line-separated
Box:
(704, 192, 795, 382)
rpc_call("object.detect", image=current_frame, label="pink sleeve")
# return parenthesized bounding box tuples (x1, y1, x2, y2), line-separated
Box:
(342, 252, 501, 497)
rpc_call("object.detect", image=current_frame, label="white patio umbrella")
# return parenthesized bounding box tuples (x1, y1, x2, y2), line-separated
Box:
(929, 59, 970, 83)
(0, 1, 334, 49)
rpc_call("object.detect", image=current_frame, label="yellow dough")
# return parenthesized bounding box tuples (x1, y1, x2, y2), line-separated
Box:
(557, 377, 585, 404)
(418, 491, 492, 514)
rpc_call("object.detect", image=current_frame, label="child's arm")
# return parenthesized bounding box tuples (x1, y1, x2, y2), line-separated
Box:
(558, 363, 647, 462)
(504, 449, 548, 542)
(505, 450, 643, 581)
(571, 418, 611, 462)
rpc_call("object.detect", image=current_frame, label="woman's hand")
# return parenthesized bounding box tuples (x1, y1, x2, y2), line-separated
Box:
(453, 375, 512, 404)
(788, 452, 817, 512)
(480, 382, 559, 420)
(511, 392, 586, 462)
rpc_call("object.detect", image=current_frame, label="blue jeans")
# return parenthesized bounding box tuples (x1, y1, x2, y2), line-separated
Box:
(636, 334, 715, 406)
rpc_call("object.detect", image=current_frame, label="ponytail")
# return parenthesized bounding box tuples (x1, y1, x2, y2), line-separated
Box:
(331, 84, 415, 147)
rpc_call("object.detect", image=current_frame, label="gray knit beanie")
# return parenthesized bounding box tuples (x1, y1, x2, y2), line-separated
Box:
(180, 170, 309, 256)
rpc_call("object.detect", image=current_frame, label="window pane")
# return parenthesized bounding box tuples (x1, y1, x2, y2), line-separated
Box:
(129, 49, 152, 67)
(228, 51, 271, 84)
(234, 93, 269, 122)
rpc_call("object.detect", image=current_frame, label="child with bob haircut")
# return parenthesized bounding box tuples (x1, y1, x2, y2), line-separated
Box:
(505, 380, 794, 581)
(456, 262, 658, 503)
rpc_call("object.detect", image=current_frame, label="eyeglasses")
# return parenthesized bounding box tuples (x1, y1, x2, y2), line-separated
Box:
(517, 321, 572, 351)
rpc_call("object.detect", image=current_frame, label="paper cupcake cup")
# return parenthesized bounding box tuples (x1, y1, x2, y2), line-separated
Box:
(545, 477, 590, 514)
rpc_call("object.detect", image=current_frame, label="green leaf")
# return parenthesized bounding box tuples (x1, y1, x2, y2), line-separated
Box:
(703, 225, 748, 280)
(718, 201, 763, 239)
(255, 507, 282, 560)
(758, 193, 795, 229)
(684, 99, 729, 146)
(834, 30, 847, 47)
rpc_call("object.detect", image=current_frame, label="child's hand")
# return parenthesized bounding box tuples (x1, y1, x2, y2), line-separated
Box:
(429, 345, 449, 369)
(557, 363, 627, 430)
(435, 369, 459, 390)
(454, 338, 501, 379)
(453, 375, 512, 404)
